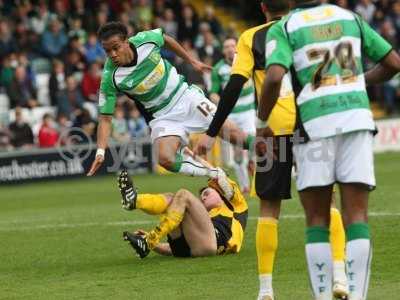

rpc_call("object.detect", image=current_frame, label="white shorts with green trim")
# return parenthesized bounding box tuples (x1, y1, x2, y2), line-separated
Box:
(149, 85, 216, 144)
(293, 130, 375, 191)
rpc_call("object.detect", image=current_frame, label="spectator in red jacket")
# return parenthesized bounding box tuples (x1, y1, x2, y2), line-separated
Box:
(81, 62, 101, 102)
(38, 113, 59, 148)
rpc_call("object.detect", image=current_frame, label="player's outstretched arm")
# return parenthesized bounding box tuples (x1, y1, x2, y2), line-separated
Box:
(87, 114, 112, 176)
(194, 74, 248, 156)
(163, 34, 211, 73)
(365, 50, 400, 85)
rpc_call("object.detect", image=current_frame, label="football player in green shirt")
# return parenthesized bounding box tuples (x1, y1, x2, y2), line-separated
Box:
(86, 22, 253, 177)
(258, 1, 400, 299)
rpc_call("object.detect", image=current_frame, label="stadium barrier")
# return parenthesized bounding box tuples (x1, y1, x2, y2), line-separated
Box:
(1, 117, 399, 184)
(374, 118, 400, 153)
(0, 139, 152, 184)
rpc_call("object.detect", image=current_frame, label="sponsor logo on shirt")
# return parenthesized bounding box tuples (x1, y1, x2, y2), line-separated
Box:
(132, 60, 165, 94)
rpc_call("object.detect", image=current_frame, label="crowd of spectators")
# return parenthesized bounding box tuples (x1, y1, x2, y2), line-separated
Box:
(0, 0, 400, 152)
(0, 0, 229, 151)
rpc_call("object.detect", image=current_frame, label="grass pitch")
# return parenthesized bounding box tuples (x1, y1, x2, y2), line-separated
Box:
(1, 153, 400, 300)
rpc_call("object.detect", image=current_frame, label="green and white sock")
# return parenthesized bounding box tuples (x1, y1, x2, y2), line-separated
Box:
(244, 134, 255, 151)
(346, 223, 372, 300)
(305, 226, 333, 300)
(170, 149, 217, 177)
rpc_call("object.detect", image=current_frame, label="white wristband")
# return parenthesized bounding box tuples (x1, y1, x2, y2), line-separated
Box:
(96, 148, 105, 157)
(256, 117, 268, 129)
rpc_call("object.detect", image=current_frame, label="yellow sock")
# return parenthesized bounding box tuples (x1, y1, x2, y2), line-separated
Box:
(256, 217, 278, 275)
(250, 174, 256, 197)
(136, 194, 169, 215)
(147, 210, 183, 249)
(329, 207, 346, 262)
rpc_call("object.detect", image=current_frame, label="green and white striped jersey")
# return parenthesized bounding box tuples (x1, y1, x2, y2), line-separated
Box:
(210, 59, 256, 113)
(99, 28, 187, 118)
(265, 4, 392, 140)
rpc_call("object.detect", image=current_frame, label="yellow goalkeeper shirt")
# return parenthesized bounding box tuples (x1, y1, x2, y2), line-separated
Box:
(231, 20, 296, 135)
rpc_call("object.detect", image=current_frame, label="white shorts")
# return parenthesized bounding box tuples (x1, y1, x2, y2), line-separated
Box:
(149, 85, 216, 144)
(292, 130, 375, 191)
(228, 109, 256, 135)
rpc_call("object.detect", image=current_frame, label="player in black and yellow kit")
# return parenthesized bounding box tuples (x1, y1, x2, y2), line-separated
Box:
(119, 156, 247, 258)
(194, 1, 347, 299)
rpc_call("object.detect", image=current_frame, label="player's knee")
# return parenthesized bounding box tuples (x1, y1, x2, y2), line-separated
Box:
(306, 214, 330, 227)
(259, 199, 281, 219)
(343, 211, 368, 225)
(175, 188, 191, 197)
(174, 189, 192, 204)
(158, 152, 176, 171)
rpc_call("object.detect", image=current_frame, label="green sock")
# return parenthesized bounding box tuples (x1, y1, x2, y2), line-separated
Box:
(170, 152, 183, 173)
(346, 223, 370, 241)
(306, 226, 330, 243)
(244, 134, 255, 151)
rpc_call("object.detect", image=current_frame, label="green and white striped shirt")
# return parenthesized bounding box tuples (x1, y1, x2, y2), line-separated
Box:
(210, 59, 255, 113)
(99, 28, 187, 117)
(266, 4, 392, 140)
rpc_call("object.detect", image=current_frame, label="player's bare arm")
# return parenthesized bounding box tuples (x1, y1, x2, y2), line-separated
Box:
(258, 65, 285, 124)
(163, 34, 211, 73)
(87, 114, 112, 176)
(255, 65, 285, 156)
(365, 50, 400, 85)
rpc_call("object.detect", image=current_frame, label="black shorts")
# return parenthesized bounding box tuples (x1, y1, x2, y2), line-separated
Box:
(167, 234, 191, 257)
(167, 223, 229, 257)
(255, 135, 293, 200)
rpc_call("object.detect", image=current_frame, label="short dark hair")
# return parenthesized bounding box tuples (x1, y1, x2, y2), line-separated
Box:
(199, 186, 208, 197)
(224, 36, 238, 43)
(97, 21, 128, 41)
(43, 113, 53, 120)
(262, 0, 290, 13)
(199, 185, 224, 200)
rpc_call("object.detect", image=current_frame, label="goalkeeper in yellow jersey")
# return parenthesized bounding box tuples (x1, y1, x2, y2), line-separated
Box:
(119, 165, 248, 258)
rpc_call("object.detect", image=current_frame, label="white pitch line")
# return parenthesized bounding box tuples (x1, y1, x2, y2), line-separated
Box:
(0, 212, 399, 232)
(0, 220, 156, 232)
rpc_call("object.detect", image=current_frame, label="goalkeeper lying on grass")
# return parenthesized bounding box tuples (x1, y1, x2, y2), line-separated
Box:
(119, 166, 248, 259)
